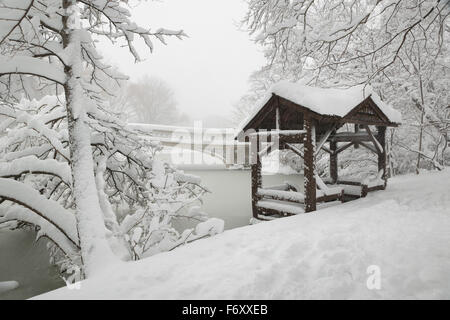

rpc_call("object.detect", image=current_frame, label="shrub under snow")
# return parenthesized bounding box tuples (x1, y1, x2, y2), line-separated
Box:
(0, 96, 223, 281)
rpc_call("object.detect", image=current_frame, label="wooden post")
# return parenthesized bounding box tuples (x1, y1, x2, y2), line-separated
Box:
(354, 124, 360, 149)
(304, 115, 316, 212)
(275, 107, 281, 130)
(251, 135, 262, 218)
(376, 126, 387, 186)
(330, 139, 338, 184)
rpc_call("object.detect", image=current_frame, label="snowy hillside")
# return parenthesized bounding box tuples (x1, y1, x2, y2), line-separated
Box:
(36, 170, 450, 300)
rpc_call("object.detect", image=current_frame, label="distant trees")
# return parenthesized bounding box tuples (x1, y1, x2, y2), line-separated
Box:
(117, 76, 189, 125)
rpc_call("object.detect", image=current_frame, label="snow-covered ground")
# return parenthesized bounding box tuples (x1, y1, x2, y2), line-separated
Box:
(36, 170, 450, 299)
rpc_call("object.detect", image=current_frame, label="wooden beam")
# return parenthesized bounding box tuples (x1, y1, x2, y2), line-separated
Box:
(250, 130, 305, 144)
(340, 119, 399, 127)
(330, 132, 372, 143)
(359, 141, 377, 154)
(279, 134, 305, 144)
(241, 95, 277, 134)
(315, 126, 335, 157)
(354, 124, 360, 149)
(364, 125, 383, 154)
(275, 107, 280, 130)
(258, 142, 275, 157)
(330, 140, 338, 183)
(335, 142, 354, 154)
(321, 145, 332, 154)
(285, 143, 304, 159)
(376, 126, 387, 181)
(303, 116, 316, 213)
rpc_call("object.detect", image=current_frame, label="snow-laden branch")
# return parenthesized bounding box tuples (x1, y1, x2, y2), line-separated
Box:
(0, 0, 217, 276)
(0, 56, 66, 85)
(245, 0, 447, 83)
(0, 178, 78, 246)
(12, 106, 70, 161)
(0, 205, 79, 255)
(0, 0, 34, 46)
(0, 156, 71, 185)
(79, 0, 187, 61)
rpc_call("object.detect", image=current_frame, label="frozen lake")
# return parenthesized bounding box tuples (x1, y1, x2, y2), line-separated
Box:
(0, 168, 303, 299)
(180, 168, 303, 230)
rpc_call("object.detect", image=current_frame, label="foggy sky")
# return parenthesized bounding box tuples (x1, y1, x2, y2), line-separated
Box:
(98, 0, 265, 127)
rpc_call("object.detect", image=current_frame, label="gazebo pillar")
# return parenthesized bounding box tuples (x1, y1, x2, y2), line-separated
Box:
(330, 139, 338, 184)
(304, 116, 316, 212)
(251, 135, 262, 218)
(376, 126, 387, 187)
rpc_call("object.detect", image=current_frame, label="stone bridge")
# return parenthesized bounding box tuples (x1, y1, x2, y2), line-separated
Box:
(128, 123, 252, 165)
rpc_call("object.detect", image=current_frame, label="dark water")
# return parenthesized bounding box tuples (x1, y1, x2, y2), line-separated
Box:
(0, 229, 64, 300)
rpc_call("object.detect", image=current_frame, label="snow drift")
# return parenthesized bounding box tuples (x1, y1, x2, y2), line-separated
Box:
(36, 169, 450, 299)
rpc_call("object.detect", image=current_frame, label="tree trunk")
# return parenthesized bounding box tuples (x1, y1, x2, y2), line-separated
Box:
(62, 0, 116, 277)
(416, 88, 425, 174)
(416, 52, 425, 175)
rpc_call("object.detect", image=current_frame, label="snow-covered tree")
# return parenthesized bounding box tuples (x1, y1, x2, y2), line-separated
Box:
(0, 0, 221, 278)
(242, 0, 449, 174)
(245, 0, 446, 82)
(0, 96, 223, 280)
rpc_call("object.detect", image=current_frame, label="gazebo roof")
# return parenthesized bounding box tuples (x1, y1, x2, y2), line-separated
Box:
(238, 81, 401, 133)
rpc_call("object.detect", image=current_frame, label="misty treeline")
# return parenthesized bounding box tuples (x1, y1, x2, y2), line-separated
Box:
(233, 0, 449, 176)
(109, 75, 190, 126)
(0, 0, 222, 280)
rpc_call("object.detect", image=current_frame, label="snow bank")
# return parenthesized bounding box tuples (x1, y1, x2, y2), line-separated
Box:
(195, 218, 224, 236)
(36, 170, 450, 299)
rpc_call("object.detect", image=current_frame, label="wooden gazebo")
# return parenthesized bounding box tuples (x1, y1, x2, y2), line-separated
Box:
(237, 81, 401, 220)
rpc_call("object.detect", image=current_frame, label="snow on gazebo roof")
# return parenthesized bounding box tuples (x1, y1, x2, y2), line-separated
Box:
(238, 81, 402, 132)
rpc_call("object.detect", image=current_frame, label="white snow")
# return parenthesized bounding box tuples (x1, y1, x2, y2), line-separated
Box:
(239, 80, 402, 132)
(35, 169, 450, 300)
(0, 281, 19, 294)
(315, 174, 343, 196)
(0, 156, 71, 185)
(257, 188, 305, 202)
(257, 199, 305, 215)
(250, 130, 306, 136)
(341, 184, 364, 196)
(0, 178, 78, 246)
(194, 218, 224, 236)
(0, 56, 66, 84)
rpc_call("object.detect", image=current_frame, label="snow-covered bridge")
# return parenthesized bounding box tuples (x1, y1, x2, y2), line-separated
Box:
(128, 123, 251, 165)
